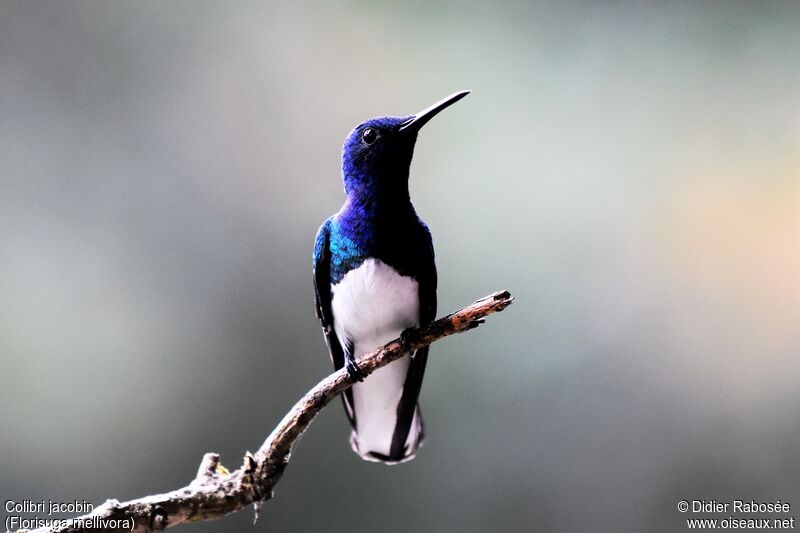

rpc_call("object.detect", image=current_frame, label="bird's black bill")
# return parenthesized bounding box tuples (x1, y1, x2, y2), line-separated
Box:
(399, 90, 471, 133)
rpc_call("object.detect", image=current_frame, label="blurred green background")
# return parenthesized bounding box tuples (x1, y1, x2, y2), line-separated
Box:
(1, 1, 798, 532)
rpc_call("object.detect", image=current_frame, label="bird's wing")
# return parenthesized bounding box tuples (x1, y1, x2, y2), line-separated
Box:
(390, 224, 437, 459)
(313, 218, 356, 426)
(417, 223, 438, 326)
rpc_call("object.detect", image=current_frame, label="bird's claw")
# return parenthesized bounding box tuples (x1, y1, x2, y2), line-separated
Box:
(401, 327, 421, 346)
(346, 358, 365, 382)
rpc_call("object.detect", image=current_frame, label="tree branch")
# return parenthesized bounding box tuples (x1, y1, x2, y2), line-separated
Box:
(30, 291, 513, 533)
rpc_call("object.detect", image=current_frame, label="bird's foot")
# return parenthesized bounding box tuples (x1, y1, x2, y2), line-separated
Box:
(345, 357, 365, 382)
(401, 327, 422, 347)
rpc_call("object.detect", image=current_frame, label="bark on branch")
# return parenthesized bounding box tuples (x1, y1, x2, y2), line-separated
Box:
(30, 291, 514, 533)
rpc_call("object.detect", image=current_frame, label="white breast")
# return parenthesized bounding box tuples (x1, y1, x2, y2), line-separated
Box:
(331, 258, 420, 352)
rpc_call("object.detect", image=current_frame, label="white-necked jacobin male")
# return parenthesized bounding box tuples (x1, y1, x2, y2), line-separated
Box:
(313, 91, 470, 464)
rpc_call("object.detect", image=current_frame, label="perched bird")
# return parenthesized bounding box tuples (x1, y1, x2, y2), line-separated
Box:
(313, 91, 470, 464)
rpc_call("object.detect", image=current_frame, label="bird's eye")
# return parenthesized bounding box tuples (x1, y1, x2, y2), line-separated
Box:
(361, 127, 378, 146)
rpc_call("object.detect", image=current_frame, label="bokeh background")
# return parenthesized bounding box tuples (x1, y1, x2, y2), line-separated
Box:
(2, 1, 799, 532)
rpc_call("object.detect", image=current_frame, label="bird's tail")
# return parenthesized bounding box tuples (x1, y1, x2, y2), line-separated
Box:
(346, 347, 429, 464)
(350, 405, 424, 465)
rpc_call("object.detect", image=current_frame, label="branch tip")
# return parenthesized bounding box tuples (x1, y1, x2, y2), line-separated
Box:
(243, 451, 257, 473)
(195, 453, 220, 481)
(253, 501, 263, 525)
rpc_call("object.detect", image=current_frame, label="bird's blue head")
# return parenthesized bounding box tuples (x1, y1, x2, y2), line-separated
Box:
(341, 91, 470, 203)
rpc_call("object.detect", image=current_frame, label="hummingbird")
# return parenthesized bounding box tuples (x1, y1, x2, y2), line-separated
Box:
(313, 90, 470, 464)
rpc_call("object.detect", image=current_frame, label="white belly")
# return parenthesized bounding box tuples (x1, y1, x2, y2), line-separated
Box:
(331, 258, 420, 349)
(331, 258, 422, 460)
